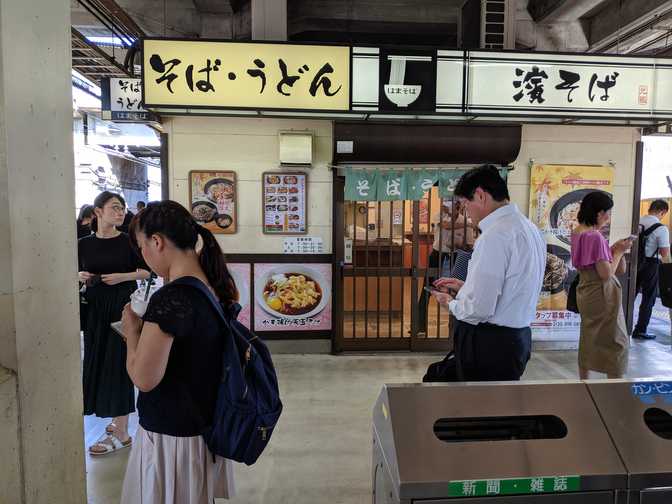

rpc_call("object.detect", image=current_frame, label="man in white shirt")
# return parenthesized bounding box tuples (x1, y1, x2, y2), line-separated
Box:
(432, 165, 546, 381)
(634, 200, 670, 339)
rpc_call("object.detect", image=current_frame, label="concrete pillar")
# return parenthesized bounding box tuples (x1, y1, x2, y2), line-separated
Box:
(0, 0, 87, 502)
(251, 0, 287, 40)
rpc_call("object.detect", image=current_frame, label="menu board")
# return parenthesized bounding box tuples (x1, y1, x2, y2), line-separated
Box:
(254, 263, 332, 332)
(529, 164, 614, 341)
(189, 171, 236, 234)
(262, 172, 307, 234)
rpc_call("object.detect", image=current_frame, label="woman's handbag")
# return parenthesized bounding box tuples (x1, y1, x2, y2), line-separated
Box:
(566, 273, 580, 314)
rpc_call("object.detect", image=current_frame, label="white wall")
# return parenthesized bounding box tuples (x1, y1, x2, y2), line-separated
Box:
(166, 119, 640, 255)
(510, 124, 640, 242)
(166, 116, 333, 253)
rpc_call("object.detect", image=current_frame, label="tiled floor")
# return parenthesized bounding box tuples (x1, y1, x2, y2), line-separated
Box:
(85, 339, 672, 504)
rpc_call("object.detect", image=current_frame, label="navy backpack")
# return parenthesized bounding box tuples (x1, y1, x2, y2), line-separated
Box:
(173, 277, 283, 465)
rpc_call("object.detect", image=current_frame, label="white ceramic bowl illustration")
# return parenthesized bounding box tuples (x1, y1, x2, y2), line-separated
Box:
(255, 265, 330, 320)
(384, 84, 422, 107)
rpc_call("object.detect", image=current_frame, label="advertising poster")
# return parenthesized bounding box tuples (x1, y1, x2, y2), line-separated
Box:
(254, 263, 332, 332)
(529, 165, 614, 340)
(189, 171, 236, 234)
(263, 172, 307, 234)
(228, 263, 251, 329)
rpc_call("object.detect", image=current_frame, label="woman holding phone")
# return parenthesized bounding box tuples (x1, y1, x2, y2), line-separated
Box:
(78, 191, 150, 455)
(570, 191, 633, 379)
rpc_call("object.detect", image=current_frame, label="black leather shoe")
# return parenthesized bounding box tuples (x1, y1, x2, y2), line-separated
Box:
(633, 332, 657, 340)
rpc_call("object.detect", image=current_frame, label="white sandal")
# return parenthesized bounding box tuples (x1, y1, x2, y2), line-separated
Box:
(89, 433, 132, 457)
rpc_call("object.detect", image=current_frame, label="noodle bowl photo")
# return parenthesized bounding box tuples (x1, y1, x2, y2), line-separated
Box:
(255, 265, 330, 319)
(549, 189, 612, 245)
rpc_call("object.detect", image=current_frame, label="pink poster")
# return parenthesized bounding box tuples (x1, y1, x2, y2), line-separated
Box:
(254, 263, 332, 332)
(228, 263, 251, 329)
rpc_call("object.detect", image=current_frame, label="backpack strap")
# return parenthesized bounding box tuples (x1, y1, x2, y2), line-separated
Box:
(642, 223, 665, 259)
(171, 276, 251, 391)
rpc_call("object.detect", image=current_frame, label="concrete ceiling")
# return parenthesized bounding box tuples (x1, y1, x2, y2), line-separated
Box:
(69, 0, 672, 73)
(522, 0, 672, 54)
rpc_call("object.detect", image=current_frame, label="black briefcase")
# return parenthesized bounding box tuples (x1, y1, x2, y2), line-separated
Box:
(659, 263, 672, 309)
(422, 352, 458, 382)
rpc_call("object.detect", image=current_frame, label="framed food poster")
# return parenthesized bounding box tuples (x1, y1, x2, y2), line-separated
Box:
(529, 164, 614, 341)
(228, 263, 251, 329)
(254, 263, 332, 331)
(189, 171, 237, 234)
(262, 172, 307, 234)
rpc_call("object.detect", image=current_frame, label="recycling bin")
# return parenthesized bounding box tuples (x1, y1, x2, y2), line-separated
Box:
(588, 379, 672, 504)
(372, 381, 629, 503)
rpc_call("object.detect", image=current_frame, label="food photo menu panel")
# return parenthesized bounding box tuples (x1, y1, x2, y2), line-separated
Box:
(254, 263, 332, 332)
(262, 172, 307, 234)
(189, 171, 237, 234)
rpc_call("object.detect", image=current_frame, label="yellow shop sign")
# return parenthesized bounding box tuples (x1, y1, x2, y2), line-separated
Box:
(142, 39, 350, 111)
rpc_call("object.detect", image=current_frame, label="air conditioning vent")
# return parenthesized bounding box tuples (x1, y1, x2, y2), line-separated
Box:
(279, 132, 313, 166)
(481, 0, 505, 49)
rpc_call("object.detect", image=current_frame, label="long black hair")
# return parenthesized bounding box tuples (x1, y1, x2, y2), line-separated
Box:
(129, 200, 238, 305)
(577, 191, 613, 226)
(91, 191, 126, 232)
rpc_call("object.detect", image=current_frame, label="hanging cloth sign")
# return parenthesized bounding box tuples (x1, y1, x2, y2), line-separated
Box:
(344, 167, 509, 201)
(377, 170, 407, 201)
(406, 170, 439, 200)
(344, 167, 379, 201)
(438, 168, 509, 198)
(438, 169, 468, 198)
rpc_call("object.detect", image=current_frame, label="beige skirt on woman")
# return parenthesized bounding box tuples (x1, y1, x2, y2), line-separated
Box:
(577, 268, 629, 376)
(121, 426, 235, 504)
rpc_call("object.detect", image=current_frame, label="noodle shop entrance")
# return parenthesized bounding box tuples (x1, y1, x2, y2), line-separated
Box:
(331, 122, 522, 353)
(335, 176, 462, 352)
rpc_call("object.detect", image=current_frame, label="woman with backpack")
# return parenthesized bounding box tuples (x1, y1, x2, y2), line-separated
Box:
(570, 191, 633, 379)
(120, 201, 237, 503)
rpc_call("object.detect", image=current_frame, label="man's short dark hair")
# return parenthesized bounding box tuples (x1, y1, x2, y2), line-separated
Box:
(650, 199, 669, 214)
(454, 165, 510, 202)
(136, 201, 146, 209)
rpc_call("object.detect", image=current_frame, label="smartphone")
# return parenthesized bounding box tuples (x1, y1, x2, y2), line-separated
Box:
(86, 274, 102, 287)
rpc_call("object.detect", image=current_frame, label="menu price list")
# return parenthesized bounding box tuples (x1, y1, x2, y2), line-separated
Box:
(263, 172, 307, 234)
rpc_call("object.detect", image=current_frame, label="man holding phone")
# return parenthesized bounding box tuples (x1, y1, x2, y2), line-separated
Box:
(431, 165, 546, 381)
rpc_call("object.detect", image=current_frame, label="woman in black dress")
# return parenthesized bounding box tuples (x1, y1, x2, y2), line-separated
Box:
(76, 205, 94, 239)
(77, 205, 95, 332)
(78, 191, 150, 456)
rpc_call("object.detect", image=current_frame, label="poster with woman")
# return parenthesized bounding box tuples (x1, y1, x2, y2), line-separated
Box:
(529, 164, 614, 340)
(253, 263, 332, 332)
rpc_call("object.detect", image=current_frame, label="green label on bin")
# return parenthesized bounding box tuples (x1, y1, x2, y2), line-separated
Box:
(448, 475, 580, 498)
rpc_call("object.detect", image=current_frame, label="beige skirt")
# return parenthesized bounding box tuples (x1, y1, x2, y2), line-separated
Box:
(577, 268, 629, 376)
(121, 426, 235, 504)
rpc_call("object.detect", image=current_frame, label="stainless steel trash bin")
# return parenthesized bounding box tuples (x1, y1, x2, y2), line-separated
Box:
(588, 379, 672, 504)
(372, 382, 628, 503)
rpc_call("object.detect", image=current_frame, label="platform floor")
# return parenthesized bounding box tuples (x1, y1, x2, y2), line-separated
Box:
(85, 339, 672, 503)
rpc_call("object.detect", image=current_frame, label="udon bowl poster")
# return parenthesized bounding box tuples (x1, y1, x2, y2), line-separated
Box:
(254, 263, 332, 332)
(529, 164, 614, 340)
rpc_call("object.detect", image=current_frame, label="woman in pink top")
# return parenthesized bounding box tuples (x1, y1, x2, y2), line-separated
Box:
(571, 192, 633, 379)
